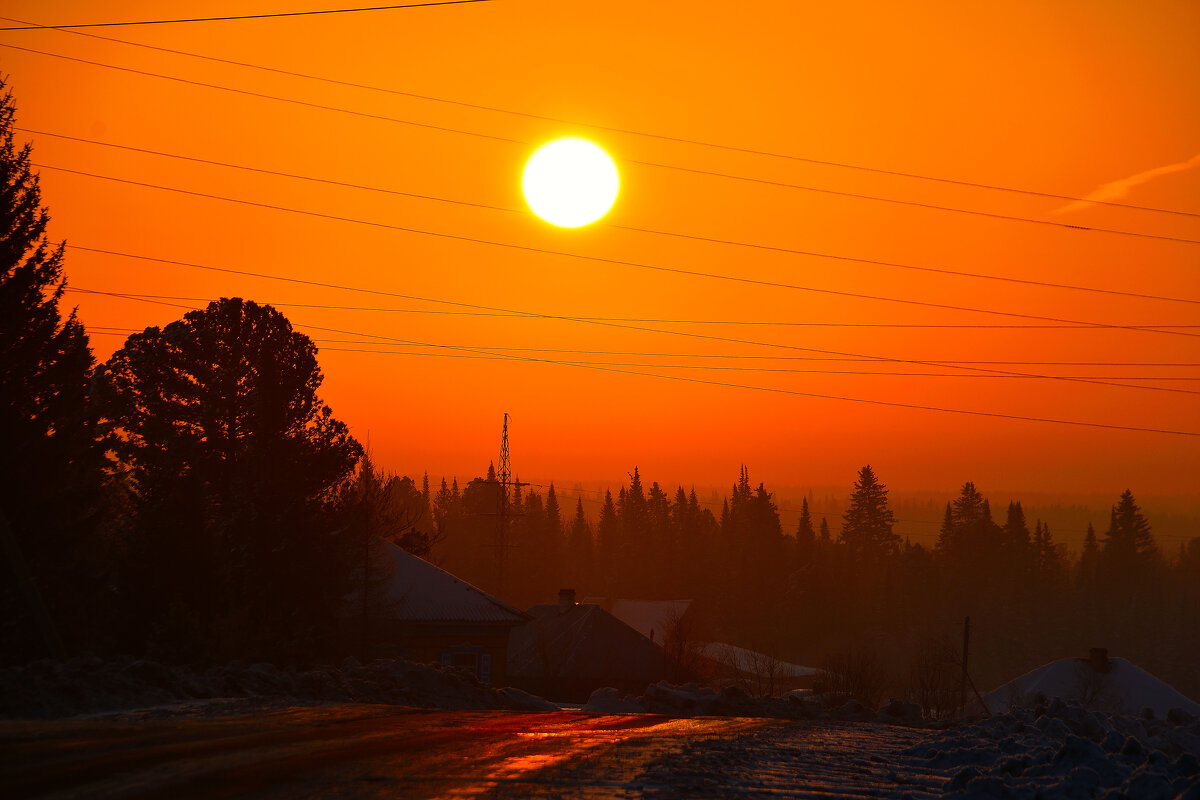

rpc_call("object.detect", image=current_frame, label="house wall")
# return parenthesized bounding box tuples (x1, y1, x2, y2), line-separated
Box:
(390, 624, 514, 687)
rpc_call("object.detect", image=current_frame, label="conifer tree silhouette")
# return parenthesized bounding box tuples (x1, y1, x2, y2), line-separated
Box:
(0, 82, 104, 659)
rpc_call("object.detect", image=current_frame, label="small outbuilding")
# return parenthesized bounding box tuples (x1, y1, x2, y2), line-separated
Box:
(361, 540, 528, 686)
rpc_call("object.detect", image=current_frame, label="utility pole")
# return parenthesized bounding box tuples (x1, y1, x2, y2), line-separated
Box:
(960, 615, 970, 716)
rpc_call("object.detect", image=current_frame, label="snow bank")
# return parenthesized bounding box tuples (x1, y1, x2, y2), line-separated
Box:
(983, 657, 1200, 718)
(695, 643, 820, 678)
(582, 681, 927, 725)
(907, 697, 1200, 799)
(0, 655, 557, 719)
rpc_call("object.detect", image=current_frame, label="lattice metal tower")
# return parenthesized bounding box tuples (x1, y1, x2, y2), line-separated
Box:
(498, 412, 512, 500)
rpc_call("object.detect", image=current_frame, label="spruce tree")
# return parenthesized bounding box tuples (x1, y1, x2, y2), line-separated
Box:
(839, 465, 899, 561)
(935, 502, 955, 554)
(596, 490, 620, 590)
(951, 482, 985, 530)
(1078, 522, 1099, 588)
(795, 497, 816, 563)
(1002, 502, 1031, 551)
(545, 483, 563, 539)
(0, 82, 104, 659)
(1100, 490, 1159, 586)
(566, 498, 593, 588)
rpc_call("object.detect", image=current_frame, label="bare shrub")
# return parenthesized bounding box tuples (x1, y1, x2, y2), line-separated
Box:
(820, 646, 888, 710)
(906, 635, 961, 719)
(660, 607, 702, 684)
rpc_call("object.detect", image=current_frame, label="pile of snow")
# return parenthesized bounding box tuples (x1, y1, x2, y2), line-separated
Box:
(583, 681, 926, 725)
(982, 657, 1200, 718)
(696, 642, 820, 679)
(908, 697, 1200, 799)
(0, 655, 557, 719)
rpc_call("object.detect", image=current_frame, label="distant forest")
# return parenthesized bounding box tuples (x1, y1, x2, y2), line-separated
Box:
(2, 80, 1198, 704)
(418, 464, 1200, 700)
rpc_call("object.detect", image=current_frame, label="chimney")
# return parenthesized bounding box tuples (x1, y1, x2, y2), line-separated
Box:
(1088, 648, 1110, 673)
(558, 588, 576, 614)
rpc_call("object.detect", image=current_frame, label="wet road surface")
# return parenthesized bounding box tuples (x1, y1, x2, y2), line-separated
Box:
(0, 705, 947, 798)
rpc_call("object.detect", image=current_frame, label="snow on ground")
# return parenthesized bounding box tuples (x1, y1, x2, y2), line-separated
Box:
(0, 655, 556, 719)
(908, 698, 1200, 799)
(633, 699, 1200, 799)
(696, 642, 821, 678)
(981, 657, 1200, 718)
(6, 656, 1200, 798)
(585, 680, 926, 725)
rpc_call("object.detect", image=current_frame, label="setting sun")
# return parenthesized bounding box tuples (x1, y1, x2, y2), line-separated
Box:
(521, 138, 619, 227)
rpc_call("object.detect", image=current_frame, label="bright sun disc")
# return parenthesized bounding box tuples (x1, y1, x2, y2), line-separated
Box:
(522, 138, 619, 227)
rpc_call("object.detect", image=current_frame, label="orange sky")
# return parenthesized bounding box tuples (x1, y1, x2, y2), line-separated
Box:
(3, 1, 1198, 504)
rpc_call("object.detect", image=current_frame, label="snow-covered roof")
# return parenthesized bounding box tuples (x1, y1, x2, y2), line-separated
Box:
(696, 642, 820, 678)
(377, 540, 527, 625)
(610, 599, 692, 643)
(982, 657, 1200, 717)
(508, 603, 669, 681)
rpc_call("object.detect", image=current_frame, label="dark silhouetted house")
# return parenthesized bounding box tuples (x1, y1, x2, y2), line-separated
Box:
(507, 589, 681, 702)
(367, 540, 527, 686)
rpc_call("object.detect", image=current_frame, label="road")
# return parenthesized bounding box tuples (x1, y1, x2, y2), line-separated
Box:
(1, 705, 948, 799)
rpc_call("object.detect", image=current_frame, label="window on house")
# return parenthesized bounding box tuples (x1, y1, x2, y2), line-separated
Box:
(440, 646, 492, 684)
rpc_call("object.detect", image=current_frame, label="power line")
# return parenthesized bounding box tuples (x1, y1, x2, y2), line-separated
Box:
(69, 291, 1200, 336)
(0, 2, 492, 31)
(71, 286, 1200, 397)
(8, 15, 1197, 221)
(24, 127, 1200, 307)
(42, 173, 1200, 340)
(71, 289, 1200, 437)
(81, 331, 1198, 380)
(8, 42, 1200, 245)
(0, 43, 521, 145)
(309, 350, 1200, 381)
(66, 248, 1200, 398)
(81, 326, 1200, 366)
(629, 159, 1200, 247)
(64, 251, 1200, 391)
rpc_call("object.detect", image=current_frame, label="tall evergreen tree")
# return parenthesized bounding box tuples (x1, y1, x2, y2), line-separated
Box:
(935, 502, 955, 553)
(1102, 490, 1157, 561)
(1002, 502, 1030, 548)
(596, 490, 620, 591)
(545, 484, 563, 540)
(0, 83, 105, 659)
(1031, 520, 1064, 582)
(795, 497, 816, 564)
(565, 498, 593, 589)
(839, 465, 899, 561)
(1077, 522, 1099, 588)
(1099, 490, 1159, 588)
(952, 482, 986, 529)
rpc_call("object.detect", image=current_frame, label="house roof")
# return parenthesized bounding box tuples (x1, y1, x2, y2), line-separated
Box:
(507, 603, 668, 681)
(696, 642, 820, 678)
(609, 599, 692, 643)
(377, 539, 527, 625)
(980, 657, 1200, 717)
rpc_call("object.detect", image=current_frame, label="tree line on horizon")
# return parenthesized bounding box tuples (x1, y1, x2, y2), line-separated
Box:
(3, 82, 1198, 701)
(423, 462, 1199, 697)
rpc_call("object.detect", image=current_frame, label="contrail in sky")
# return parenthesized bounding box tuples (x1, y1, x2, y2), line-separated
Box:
(1055, 152, 1200, 214)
